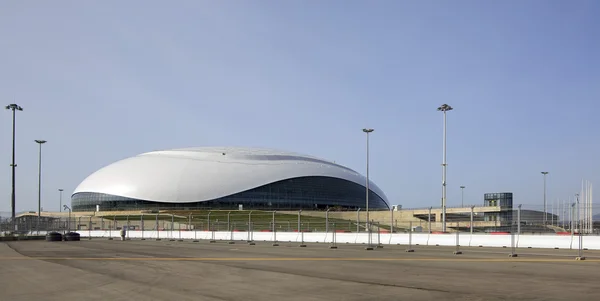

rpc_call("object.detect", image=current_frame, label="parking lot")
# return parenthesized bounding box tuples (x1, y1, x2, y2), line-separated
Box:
(1, 239, 599, 301)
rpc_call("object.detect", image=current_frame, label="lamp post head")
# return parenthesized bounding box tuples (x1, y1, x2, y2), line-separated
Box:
(460, 186, 465, 189)
(362, 128, 374, 133)
(35, 140, 47, 144)
(541, 171, 549, 175)
(5, 104, 23, 111)
(437, 104, 453, 112)
(59, 189, 64, 192)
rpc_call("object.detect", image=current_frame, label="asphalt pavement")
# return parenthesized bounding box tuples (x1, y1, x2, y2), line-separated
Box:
(0, 239, 599, 301)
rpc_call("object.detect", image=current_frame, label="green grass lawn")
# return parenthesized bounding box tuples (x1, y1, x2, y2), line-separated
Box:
(100, 210, 357, 232)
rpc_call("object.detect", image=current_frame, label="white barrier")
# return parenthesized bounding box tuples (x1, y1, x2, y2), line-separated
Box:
(76, 230, 600, 250)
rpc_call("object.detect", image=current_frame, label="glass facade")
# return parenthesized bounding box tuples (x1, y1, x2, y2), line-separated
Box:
(71, 176, 389, 212)
(484, 192, 513, 222)
(484, 192, 513, 208)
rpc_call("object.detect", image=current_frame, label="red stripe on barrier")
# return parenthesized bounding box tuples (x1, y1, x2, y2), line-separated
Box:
(490, 232, 510, 235)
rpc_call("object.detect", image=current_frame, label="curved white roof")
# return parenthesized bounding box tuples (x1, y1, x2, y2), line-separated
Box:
(73, 146, 389, 206)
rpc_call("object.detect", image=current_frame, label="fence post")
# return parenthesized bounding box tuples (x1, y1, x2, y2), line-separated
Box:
(169, 214, 175, 241)
(470, 206, 474, 235)
(428, 207, 432, 233)
(576, 196, 586, 260)
(325, 208, 330, 233)
(126, 215, 130, 240)
(247, 211, 252, 242)
(250, 222, 255, 244)
(248, 211, 255, 245)
(272, 211, 279, 246)
(297, 210, 301, 232)
(329, 222, 338, 249)
(406, 221, 414, 252)
(299, 210, 306, 247)
(178, 216, 183, 242)
(517, 204, 522, 235)
(356, 208, 360, 233)
(209, 223, 216, 243)
(365, 218, 374, 251)
(207, 212, 212, 232)
(88, 216, 92, 240)
(570, 203, 575, 249)
(376, 222, 383, 248)
(577, 230, 585, 260)
(509, 217, 517, 257)
(108, 216, 113, 240)
(209, 212, 216, 243)
(227, 211, 231, 232)
(453, 230, 462, 255)
(141, 214, 145, 240)
(156, 214, 161, 241)
(228, 218, 235, 244)
(192, 214, 199, 242)
(390, 209, 394, 234)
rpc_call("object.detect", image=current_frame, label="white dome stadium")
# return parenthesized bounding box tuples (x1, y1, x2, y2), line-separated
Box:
(72, 147, 390, 211)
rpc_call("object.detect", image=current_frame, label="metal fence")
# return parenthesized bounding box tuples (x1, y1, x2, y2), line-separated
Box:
(2, 203, 597, 236)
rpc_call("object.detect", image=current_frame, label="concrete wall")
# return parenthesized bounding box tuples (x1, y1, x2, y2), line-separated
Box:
(76, 230, 600, 250)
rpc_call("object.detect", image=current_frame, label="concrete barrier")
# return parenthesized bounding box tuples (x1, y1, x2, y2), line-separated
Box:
(75, 230, 600, 250)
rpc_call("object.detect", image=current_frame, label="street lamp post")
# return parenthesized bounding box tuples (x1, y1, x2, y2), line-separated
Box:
(541, 171, 549, 225)
(35, 140, 47, 234)
(460, 186, 466, 207)
(362, 128, 374, 250)
(58, 189, 64, 212)
(5, 104, 23, 231)
(575, 193, 584, 260)
(438, 104, 453, 233)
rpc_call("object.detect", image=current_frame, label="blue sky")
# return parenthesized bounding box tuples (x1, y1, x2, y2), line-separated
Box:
(0, 1, 598, 214)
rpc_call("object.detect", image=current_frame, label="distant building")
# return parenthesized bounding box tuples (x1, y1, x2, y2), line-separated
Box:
(71, 147, 390, 212)
(483, 192, 513, 223)
(482, 192, 557, 232)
